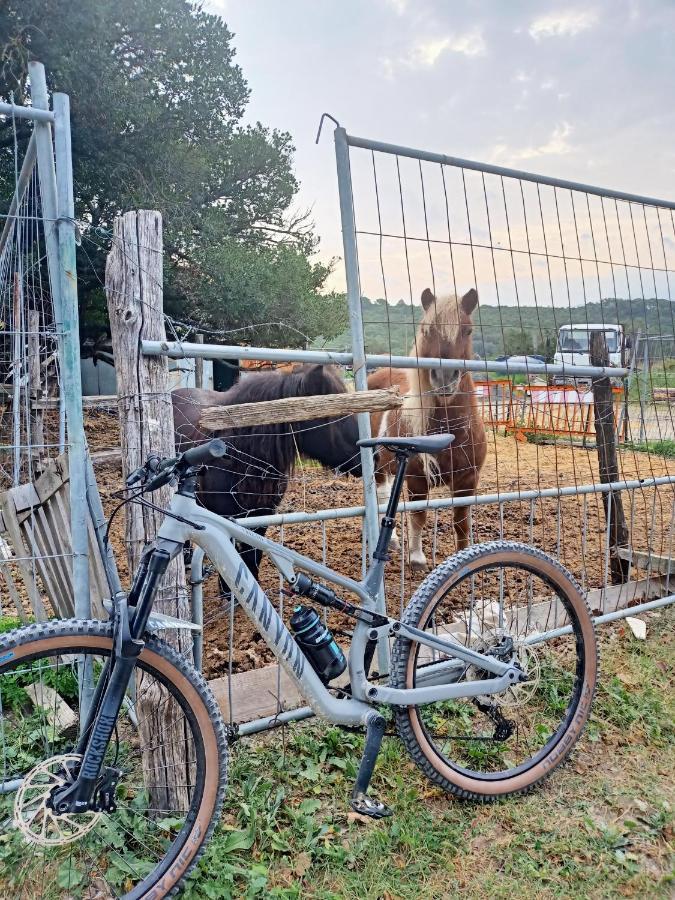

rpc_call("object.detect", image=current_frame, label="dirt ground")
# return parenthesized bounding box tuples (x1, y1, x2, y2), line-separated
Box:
(84, 411, 675, 681)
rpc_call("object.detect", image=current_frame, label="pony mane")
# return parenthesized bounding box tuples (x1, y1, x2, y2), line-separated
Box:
(400, 293, 464, 435)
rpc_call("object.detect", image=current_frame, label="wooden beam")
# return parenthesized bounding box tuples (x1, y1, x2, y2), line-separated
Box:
(207, 574, 671, 725)
(199, 386, 402, 431)
(616, 548, 675, 576)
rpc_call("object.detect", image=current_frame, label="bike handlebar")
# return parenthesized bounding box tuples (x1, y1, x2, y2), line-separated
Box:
(181, 439, 228, 468)
(125, 439, 228, 491)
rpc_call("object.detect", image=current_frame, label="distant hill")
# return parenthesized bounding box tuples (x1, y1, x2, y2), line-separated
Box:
(319, 296, 675, 359)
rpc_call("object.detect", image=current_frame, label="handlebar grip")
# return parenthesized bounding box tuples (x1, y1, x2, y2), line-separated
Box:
(181, 439, 228, 468)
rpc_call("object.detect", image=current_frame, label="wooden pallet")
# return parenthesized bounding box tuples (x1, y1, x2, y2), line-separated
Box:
(0, 455, 109, 620)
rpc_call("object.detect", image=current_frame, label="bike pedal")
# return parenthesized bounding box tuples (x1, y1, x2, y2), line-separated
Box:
(350, 791, 393, 819)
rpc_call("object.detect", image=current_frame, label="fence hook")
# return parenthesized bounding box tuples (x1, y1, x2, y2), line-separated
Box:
(315, 113, 341, 145)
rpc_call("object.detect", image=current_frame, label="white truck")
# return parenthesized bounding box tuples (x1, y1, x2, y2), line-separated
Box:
(553, 323, 628, 383)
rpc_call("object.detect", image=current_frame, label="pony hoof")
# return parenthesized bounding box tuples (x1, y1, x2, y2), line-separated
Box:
(409, 557, 429, 574)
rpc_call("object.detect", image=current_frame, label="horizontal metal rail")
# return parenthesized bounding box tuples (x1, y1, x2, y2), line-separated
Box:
(526, 594, 675, 645)
(346, 134, 675, 211)
(142, 340, 628, 379)
(237, 474, 675, 530)
(0, 101, 55, 123)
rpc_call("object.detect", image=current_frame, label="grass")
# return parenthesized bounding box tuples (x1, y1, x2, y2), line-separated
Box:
(624, 439, 675, 459)
(0, 613, 671, 898)
(183, 611, 674, 899)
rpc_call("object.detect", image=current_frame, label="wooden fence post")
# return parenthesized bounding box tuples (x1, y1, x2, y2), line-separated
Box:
(194, 333, 204, 389)
(105, 209, 190, 809)
(590, 332, 630, 584)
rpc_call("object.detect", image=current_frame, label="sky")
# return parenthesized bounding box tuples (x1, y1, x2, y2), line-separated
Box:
(203, 0, 675, 309)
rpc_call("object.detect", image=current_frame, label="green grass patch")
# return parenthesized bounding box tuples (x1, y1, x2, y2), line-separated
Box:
(181, 610, 674, 899)
(623, 438, 675, 459)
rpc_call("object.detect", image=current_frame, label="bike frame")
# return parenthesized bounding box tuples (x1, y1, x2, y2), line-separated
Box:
(155, 494, 521, 728)
(59, 456, 523, 811)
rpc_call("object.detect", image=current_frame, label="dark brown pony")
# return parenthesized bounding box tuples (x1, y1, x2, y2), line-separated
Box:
(172, 363, 362, 580)
(369, 288, 486, 571)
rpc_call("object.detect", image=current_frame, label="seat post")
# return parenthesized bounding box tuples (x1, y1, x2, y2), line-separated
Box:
(373, 451, 409, 562)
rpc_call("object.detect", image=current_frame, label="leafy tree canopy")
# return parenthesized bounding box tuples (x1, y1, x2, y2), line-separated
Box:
(0, 0, 346, 346)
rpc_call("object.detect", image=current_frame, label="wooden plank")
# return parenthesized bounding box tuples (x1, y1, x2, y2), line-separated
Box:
(590, 332, 629, 584)
(32, 507, 74, 617)
(91, 448, 122, 466)
(0, 560, 28, 620)
(616, 548, 675, 576)
(200, 387, 402, 432)
(0, 494, 48, 620)
(24, 683, 78, 732)
(33, 394, 118, 410)
(20, 513, 69, 617)
(9, 482, 41, 514)
(34, 457, 68, 505)
(86, 513, 109, 616)
(207, 575, 672, 725)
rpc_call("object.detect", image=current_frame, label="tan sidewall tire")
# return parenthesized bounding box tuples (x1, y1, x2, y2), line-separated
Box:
(0, 620, 227, 898)
(392, 542, 598, 800)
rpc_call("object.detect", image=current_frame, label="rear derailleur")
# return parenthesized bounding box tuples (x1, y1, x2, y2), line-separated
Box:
(471, 634, 520, 741)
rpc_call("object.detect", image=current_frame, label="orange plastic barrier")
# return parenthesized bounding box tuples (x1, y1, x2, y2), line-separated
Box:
(508, 384, 624, 441)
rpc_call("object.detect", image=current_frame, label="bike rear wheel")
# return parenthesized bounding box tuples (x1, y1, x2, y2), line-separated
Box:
(0, 619, 228, 898)
(391, 541, 598, 800)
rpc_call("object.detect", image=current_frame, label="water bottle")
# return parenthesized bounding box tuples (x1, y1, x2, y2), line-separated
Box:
(289, 605, 347, 684)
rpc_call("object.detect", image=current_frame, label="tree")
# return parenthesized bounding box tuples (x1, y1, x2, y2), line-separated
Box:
(0, 0, 346, 344)
(503, 328, 534, 357)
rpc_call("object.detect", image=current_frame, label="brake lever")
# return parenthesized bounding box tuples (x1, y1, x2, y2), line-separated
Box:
(126, 466, 146, 487)
(142, 469, 178, 493)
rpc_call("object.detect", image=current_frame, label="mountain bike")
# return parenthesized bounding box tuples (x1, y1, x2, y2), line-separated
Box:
(0, 434, 598, 898)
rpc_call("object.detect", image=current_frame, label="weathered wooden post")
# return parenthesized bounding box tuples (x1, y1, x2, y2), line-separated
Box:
(28, 309, 45, 452)
(105, 209, 190, 808)
(590, 332, 630, 584)
(194, 333, 204, 389)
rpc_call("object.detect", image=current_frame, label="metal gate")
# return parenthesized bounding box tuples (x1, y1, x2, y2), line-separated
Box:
(144, 122, 675, 735)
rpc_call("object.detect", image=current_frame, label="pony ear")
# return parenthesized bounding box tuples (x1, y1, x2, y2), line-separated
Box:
(421, 288, 436, 311)
(460, 288, 478, 315)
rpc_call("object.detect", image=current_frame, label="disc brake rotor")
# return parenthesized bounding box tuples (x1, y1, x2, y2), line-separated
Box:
(14, 754, 103, 847)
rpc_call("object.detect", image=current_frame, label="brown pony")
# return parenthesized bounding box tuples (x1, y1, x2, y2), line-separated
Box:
(368, 287, 486, 571)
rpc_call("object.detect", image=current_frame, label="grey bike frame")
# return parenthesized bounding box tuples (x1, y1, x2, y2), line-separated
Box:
(158, 494, 523, 729)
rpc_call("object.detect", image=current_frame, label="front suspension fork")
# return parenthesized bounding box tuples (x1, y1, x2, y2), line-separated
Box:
(52, 548, 170, 814)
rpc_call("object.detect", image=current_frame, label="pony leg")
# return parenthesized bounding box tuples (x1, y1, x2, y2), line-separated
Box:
(453, 489, 474, 550)
(407, 474, 429, 572)
(377, 475, 400, 551)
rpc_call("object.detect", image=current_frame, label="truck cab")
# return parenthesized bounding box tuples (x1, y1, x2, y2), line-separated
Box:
(553, 323, 626, 383)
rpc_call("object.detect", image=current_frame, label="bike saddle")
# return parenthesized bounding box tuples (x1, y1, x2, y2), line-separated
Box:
(357, 434, 455, 455)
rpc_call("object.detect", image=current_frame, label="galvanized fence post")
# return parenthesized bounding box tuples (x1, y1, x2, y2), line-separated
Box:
(334, 126, 389, 674)
(53, 91, 94, 719)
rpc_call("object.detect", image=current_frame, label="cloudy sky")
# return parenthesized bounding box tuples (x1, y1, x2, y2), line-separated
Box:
(204, 0, 675, 308)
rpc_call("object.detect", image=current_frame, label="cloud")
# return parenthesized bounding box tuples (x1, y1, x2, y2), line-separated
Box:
(491, 122, 574, 164)
(529, 10, 599, 40)
(384, 0, 408, 14)
(381, 29, 486, 76)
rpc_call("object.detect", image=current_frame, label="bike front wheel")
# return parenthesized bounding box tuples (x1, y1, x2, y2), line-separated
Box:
(0, 619, 228, 898)
(391, 541, 598, 800)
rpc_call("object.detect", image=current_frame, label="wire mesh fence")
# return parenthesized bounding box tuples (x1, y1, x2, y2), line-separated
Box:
(344, 130, 675, 600)
(165, 127, 675, 733)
